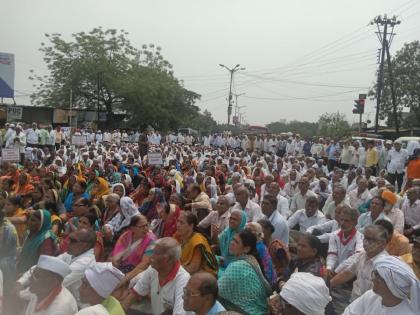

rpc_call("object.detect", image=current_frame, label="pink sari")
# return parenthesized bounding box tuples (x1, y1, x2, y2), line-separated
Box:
(111, 230, 156, 272)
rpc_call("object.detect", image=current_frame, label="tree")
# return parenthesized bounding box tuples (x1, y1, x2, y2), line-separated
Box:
(29, 27, 180, 127)
(317, 112, 351, 138)
(368, 41, 420, 127)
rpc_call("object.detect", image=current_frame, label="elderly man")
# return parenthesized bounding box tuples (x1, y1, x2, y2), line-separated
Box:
(289, 176, 317, 213)
(266, 182, 290, 218)
(19, 255, 78, 315)
(343, 255, 420, 314)
(323, 185, 349, 220)
(278, 272, 332, 315)
(348, 178, 372, 209)
(185, 183, 212, 212)
(381, 189, 404, 233)
(76, 263, 125, 315)
(402, 187, 420, 238)
(331, 224, 389, 302)
(183, 272, 225, 315)
(122, 237, 190, 315)
(356, 196, 390, 233)
(198, 195, 230, 240)
(231, 186, 264, 222)
(287, 196, 326, 233)
(18, 229, 96, 307)
(261, 194, 289, 245)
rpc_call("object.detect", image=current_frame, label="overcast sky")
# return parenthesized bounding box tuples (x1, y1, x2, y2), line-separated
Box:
(1, 0, 419, 125)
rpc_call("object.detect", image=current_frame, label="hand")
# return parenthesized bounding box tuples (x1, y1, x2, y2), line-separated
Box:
(327, 269, 336, 280)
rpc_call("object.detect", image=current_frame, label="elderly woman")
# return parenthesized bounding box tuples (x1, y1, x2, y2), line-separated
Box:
(174, 212, 218, 276)
(246, 222, 277, 287)
(17, 209, 57, 273)
(343, 255, 420, 314)
(286, 233, 325, 280)
(218, 209, 247, 269)
(110, 214, 156, 274)
(152, 203, 181, 238)
(139, 187, 166, 221)
(104, 197, 139, 240)
(218, 229, 272, 315)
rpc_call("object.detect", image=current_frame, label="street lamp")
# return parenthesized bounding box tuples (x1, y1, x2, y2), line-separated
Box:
(219, 64, 246, 124)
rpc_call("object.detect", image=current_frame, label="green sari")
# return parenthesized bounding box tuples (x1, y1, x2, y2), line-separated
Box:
(102, 296, 126, 315)
(218, 255, 272, 315)
(17, 210, 57, 274)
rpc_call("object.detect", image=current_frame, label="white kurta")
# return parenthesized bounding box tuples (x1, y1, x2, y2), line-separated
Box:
(21, 286, 78, 315)
(343, 289, 417, 315)
(76, 304, 110, 315)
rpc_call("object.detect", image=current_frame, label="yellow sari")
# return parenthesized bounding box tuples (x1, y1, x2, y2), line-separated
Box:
(90, 177, 110, 199)
(176, 232, 218, 276)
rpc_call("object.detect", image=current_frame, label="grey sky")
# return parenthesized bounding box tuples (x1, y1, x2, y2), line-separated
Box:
(1, 0, 419, 126)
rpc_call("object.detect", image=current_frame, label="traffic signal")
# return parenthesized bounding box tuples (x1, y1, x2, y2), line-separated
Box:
(352, 99, 365, 114)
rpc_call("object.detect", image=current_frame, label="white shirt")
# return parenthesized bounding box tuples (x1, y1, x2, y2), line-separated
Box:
(268, 210, 289, 245)
(343, 289, 417, 315)
(76, 304, 109, 315)
(348, 189, 372, 209)
(337, 251, 388, 301)
(231, 200, 264, 222)
(290, 189, 317, 212)
(276, 193, 290, 218)
(307, 219, 341, 243)
(327, 229, 364, 272)
(132, 265, 191, 315)
(26, 128, 39, 144)
(401, 199, 420, 230)
(387, 149, 408, 174)
(287, 209, 327, 232)
(21, 286, 78, 315)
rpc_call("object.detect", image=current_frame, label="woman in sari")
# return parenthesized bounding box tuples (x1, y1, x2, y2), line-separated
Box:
(0, 209, 18, 295)
(111, 183, 126, 198)
(13, 172, 34, 197)
(139, 187, 165, 221)
(218, 209, 247, 269)
(17, 209, 57, 274)
(130, 179, 151, 206)
(286, 233, 325, 280)
(152, 203, 180, 238)
(246, 222, 277, 287)
(218, 229, 272, 315)
(110, 214, 155, 274)
(174, 212, 218, 276)
(90, 177, 110, 204)
(4, 195, 27, 245)
(64, 179, 90, 213)
(104, 196, 139, 240)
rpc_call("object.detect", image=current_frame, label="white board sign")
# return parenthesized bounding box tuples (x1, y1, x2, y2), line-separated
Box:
(7, 106, 22, 120)
(2, 148, 20, 161)
(148, 152, 163, 165)
(71, 135, 87, 146)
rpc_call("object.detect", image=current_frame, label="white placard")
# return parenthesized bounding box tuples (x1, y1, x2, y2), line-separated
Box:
(7, 106, 22, 120)
(71, 135, 87, 146)
(2, 148, 20, 161)
(148, 152, 163, 165)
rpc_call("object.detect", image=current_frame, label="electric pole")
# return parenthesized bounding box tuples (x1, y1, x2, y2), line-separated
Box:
(219, 64, 245, 124)
(371, 15, 400, 135)
(232, 92, 245, 125)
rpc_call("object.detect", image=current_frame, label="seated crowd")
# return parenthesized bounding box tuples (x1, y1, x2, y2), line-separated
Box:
(0, 126, 419, 315)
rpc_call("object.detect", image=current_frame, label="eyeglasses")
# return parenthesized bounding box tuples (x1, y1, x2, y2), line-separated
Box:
(183, 288, 201, 297)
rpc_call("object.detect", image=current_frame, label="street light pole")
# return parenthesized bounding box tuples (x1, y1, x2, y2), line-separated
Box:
(219, 64, 245, 124)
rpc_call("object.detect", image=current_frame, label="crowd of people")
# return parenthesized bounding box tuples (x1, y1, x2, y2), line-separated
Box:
(0, 122, 419, 315)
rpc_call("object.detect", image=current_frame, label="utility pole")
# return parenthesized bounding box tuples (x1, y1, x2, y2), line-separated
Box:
(371, 15, 400, 135)
(232, 92, 245, 125)
(219, 64, 245, 124)
(69, 89, 73, 131)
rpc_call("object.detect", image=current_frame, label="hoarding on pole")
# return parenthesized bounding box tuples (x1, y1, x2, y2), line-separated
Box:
(0, 53, 15, 98)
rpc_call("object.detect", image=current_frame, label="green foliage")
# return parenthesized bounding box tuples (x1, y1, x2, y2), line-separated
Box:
(266, 120, 318, 136)
(368, 41, 420, 127)
(186, 110, 218, 135)
(317, 111, 351, 138)
(29, 27, 209, 131)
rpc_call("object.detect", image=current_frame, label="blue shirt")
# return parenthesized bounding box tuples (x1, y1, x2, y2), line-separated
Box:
(206, 301, 226, 315)
(327, 144, 337, 160)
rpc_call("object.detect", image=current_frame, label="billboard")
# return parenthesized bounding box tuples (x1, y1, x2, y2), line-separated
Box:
(0, 53, 15, 98)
